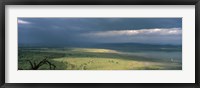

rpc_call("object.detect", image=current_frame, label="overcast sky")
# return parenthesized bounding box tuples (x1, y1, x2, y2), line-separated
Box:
(18, 18, 182, 46)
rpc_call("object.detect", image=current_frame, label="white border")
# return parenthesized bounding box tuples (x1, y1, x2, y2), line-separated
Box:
(5, 5, 195, 83)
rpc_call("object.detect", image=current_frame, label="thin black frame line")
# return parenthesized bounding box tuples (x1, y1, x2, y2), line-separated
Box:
(0, 1, 5, 88)
(1, 0, 199, 5)
(195, 1, 200, 86)
(1, 0, 200, 88)
(2, 83, 198, 87)
(18, 17, 184, 18)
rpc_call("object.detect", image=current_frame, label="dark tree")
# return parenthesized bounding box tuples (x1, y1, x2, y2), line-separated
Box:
(27, 57, 56, 70)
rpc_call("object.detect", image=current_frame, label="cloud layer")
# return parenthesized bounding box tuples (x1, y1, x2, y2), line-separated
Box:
(18, 18, 182, 45)
(81, 28, 182, 45)
(18, 19, 31, 24)
(85, 28, 181, 37)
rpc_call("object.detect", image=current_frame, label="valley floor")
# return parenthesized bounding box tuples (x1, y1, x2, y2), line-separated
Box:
(18, 48, 182, 70)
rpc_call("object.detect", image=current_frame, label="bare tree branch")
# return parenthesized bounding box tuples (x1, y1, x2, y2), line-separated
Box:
(26, 58, 56, 70)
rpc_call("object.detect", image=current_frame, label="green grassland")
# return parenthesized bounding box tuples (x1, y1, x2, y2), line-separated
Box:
(18, 48, 182, 70)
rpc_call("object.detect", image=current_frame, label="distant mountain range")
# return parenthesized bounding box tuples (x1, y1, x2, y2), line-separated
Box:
(19, 42, 182, 52)
(19, 42, 181, 47)
(94, 43, 181, 52)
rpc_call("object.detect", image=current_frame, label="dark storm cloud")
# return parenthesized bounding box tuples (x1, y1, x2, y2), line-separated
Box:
(18, 18, 182, 31)
(18, 18, 182, 46)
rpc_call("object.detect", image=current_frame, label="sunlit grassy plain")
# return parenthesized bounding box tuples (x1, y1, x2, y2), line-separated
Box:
(18, 48, 181, 70)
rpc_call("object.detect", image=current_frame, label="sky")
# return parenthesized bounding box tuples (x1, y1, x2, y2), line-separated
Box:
(18, 18, 182, 46)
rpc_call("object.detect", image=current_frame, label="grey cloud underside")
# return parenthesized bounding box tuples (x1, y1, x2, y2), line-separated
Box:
(18, 18, 182, 46)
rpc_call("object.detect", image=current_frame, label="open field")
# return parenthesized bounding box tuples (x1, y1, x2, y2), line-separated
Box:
(18, 47, 182, 70)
